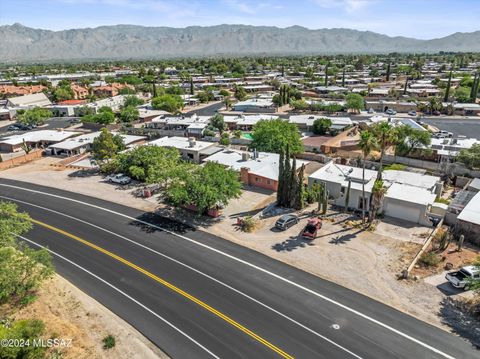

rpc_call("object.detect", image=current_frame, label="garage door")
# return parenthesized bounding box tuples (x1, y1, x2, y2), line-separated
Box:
(384, 201, 421, 224)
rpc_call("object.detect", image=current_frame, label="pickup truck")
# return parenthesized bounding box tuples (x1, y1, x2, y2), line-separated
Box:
(445, 265, 480, 290)
(105, 173, 131, 185)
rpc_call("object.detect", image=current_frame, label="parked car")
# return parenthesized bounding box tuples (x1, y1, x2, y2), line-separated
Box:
(446, 266, 480, 290)
(385, 109, 397, 115)
(408, 111, 417, 116)
(274, 214, 299, 231)
(106, 173, 131, 185)
(7, 124, 21, 131)
(10, 123, 35, 131)
(433, 130, 453, 138)
(367, 108, 375, 114)
(302, 217, 322, 240)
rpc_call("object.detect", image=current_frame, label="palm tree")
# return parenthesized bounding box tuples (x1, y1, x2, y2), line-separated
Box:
(370, 180, 387, 222)
(358, 130, 378, 224)
(371, 122, 398, 181)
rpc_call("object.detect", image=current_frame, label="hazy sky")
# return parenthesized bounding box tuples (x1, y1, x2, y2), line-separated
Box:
(1, 0, 479, 39)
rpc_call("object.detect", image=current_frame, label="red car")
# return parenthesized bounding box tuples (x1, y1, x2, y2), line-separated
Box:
(302, 218, 322, 240)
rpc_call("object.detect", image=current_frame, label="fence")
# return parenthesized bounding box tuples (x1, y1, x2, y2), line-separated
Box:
(0, 149, 44, 171)
(382, 154, 480, 177)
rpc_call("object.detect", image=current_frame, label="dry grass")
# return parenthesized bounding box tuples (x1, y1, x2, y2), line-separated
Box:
(2, 275, 167, 359)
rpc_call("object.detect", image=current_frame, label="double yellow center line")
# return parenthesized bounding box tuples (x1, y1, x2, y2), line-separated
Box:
(31, 218, 294, 359)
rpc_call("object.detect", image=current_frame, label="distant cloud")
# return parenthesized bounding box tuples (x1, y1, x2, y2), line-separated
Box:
(312, 0, 374, 13)
(223, 0, 271, 15)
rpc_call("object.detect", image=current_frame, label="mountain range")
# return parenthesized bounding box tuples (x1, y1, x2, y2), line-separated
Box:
(1, 23, 479, 62)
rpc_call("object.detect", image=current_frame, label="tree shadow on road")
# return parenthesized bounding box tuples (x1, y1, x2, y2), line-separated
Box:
(439, 297, 480, 349)
(129, 211, 196, 235)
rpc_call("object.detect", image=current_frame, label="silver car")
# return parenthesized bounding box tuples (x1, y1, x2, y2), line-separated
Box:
(275, 214, 299, 231)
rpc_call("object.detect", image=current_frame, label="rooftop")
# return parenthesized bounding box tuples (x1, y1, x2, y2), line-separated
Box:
(7, 92, 52, 107)
(457, 192, 480, 225)
(148, 136, 214, 151)
(0, 130, 80, 145)
(48, 131, 145, 151)
(203, 149, 308, 181)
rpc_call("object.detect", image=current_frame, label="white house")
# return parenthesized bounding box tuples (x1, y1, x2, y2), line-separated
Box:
(47, 132, 146, 157)
(148, 136, 221, 163)
(233, 98, 276, 113)
(308, 161, 442, 225)
(0, 130, 80, 153)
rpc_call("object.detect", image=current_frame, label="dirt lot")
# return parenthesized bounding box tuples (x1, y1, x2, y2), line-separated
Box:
(209, 206, 452, 327)
(4, 275, 167, 359)
(2, 157, 479, 335)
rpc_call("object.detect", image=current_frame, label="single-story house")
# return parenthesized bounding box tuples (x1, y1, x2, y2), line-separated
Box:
(446, 103, 480, 116)
(365, 101, 417, 113)
(223, 114, 278, 131)
(0, 130, 80, 153)
(308, 161, 442, 225)
(456, 192, 480, 245)
(203, 149, 309, 191)
(148, 136, 222, 163)
(302, 136, 331, 153)
(233, 98, 276, 113)
(47, 132, 146, 157)
(289, 115, 352, 133)
(314, 86, 348, 94)
(427, 137, 480, 162)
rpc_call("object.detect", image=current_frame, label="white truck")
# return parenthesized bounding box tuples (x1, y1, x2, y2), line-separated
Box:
(445, 265, 480, 290)
(105, 173, 131, 185)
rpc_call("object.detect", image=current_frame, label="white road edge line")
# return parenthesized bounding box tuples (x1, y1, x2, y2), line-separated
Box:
(1, 183, 456, 359)
(3, 195, 362, 359)
(17, 235, 220, 359)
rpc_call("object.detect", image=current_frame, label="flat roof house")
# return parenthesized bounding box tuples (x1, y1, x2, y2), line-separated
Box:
(148, 136, 221, 163)
(456, 192, 480, 245)
(0, 130, 80, 153)
(223, 114, 278, 131)
(289, 115, 352, 133)
(47, 132, 146, 157)
(233, 98, 276, 113)
(308, 161, 442, 225)
(203, 149, 308, 191)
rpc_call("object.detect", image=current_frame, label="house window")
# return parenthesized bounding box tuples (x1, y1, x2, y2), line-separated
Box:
(255, 177, 261, 182)
(341, 186, 346, 195)
(267, 180, 271, 185)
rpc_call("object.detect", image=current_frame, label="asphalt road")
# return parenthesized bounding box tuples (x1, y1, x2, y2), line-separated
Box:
(0, 178, 478, 359)
(420, 117, 480, 138)
(0, 117, 77, 136)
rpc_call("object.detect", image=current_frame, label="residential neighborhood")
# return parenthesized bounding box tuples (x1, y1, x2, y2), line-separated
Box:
(1, 1, 480, 359)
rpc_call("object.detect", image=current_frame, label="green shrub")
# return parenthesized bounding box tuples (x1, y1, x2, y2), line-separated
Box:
(435, 197, 450, 205)
(384, 163, 406, 171)
(419, 252, 440, 267)
(203, 129, 215, 137)
(102, 335, 116, 349)
(0, 319, 46, 358)
(241, 217, 257, 233)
